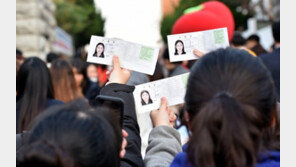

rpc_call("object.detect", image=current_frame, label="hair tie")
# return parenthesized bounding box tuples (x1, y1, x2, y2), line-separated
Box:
(214, 91, 233, 98)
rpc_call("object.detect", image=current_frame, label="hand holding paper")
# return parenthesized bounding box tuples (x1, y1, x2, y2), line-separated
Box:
(193, 49, 204, 58)
(133, 73, 190, 113)
(150, 97, 176, 128)
(106, 55, 131, 85)
(167, 27, 229, 62)
(87, 36, 159, 75)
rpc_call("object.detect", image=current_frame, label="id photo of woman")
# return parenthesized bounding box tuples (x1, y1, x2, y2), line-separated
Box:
(93, 42, 105, 58)
(174, 40, 186, 55)
(141, 90, 153, 106)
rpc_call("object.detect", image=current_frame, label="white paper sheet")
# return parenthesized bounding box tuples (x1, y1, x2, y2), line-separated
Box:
(87, 35, 159, 75)
(133, 73, 190, 113)
(167, 27, 229, 62)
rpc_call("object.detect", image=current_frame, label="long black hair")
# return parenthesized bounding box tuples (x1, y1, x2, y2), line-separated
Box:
(140, 90, 153, 105)
(16, 57, 54, 133)
(17, 99, 122, 167)
(185, 47, 278, 167)
(70, 58, 88, 94)
(93, 42, 105, 58)
(174, 40, 186, 55)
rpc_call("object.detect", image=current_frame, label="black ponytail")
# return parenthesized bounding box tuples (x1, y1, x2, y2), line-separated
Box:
(188, 92, 264, 167)
(185, 48, 278, 167)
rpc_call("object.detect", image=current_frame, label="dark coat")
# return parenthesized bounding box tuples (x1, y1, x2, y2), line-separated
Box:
(100, 83, 144, 167)
(260, 48, 280, 101)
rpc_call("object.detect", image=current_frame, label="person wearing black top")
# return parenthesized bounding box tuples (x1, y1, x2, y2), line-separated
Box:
(17, 56, 144, 167)
(260, 21, 280, 102)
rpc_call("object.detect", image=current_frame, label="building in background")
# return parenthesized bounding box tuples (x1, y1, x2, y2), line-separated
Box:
(95, 0, 163, 48)
(242, 0, 280, 50)
(16, 0, 73, 60)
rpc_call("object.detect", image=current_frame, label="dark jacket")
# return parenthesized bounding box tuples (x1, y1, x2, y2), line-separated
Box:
(260, 48, 280, 101)
(100, 83, 144, 167)
(84, 80, 101, 106)
(170, 144, 280, 167)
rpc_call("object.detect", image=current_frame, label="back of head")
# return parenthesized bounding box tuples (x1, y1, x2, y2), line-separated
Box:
(70, 58, 86, 75)
(247, 34, 260, 43)
(16, 49, 23, 59)
(17, 101, 122, 167)
(46, 52, 60, 63)
(70, 58, 89, 93)
(185, 47, 277, 167)
(272, 21, 280, 43)
(231, 32, 246, 47)
(50, 59, 82, 102)
(17, 57, 54, 133)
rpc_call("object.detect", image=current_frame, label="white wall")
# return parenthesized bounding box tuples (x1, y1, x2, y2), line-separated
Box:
(94, 0, 163, 48)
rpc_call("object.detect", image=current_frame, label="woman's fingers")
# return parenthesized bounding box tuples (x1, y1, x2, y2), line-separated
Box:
(159, 97, 168, 112)
(119, 148, 126, 158)
(122, 129, 128, 138)
(193, 49, 204, 58)
(119, 130, 128, 158)
(113, 55, 121, 70)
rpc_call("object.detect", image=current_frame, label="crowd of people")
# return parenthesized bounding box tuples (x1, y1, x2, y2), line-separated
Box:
(16, 19, 280, 167)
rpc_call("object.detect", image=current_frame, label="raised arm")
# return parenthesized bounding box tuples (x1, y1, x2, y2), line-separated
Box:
(100, 55, 144, 167)
(144, 97, 182, 167)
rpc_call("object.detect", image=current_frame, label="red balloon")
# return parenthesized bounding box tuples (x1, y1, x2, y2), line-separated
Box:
(172, 1, 235, 41)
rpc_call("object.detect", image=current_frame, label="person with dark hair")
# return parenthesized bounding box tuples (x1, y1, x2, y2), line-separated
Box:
(50, 59, 84, 103)
(70, 59, 101, 106)
(86, 63, 99, 83)
(17, 55, 144, 167)
(272, 21, 280, 44)
(260, 21, 280, 102)
(16, 49, 23, 57)
(16, 49, 25, 76)
(17, 100, 125, 167)
(140, 90, 153, 105)
(46, 52, 60, 68)
(46, 52, 60, 64)
(145, 48, 280, 167)
(246, 34, 267, 56)
(93, 42, 105, 58)
(231, 31, 246, 47)
(16, 57, 63, 133)
(102, 55, 144, 167)
(174, 40, 186, 55)
(163, 47, 189, 77)
(148, 61, 165, 81)
(231, 32, 257, 57)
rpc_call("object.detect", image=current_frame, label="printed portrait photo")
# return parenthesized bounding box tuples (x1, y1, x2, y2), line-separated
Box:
(140, 90, 153, 106)
(93, 42, 105, 58)
(174, 40, 186, 55)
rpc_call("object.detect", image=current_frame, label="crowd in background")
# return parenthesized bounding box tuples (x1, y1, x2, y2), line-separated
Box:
(16, 20, 280, 167)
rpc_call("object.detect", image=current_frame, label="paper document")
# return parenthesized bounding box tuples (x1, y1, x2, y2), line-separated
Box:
(133, 73, 190, 113)
(167, 27, 229, 62)
(87, 35, 159, 75)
